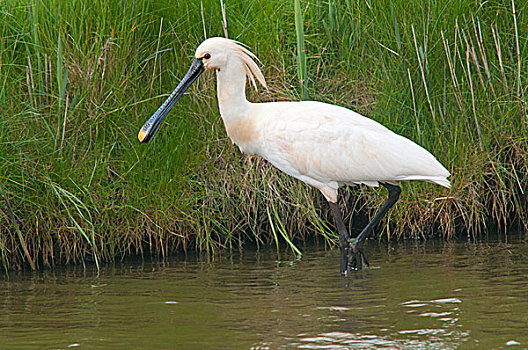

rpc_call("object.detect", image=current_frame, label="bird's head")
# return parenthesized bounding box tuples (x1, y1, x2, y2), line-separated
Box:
(138, 37, 266, 143)
(194, 37, 229, 71)
(195, 37, 267, 89)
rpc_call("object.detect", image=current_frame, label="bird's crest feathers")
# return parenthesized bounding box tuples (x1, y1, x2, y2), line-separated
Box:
(231, 41, 268, 91)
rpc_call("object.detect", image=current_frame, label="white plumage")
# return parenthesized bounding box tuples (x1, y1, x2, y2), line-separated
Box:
(234, 100, 450, 202)
(139, 37, 451, 275)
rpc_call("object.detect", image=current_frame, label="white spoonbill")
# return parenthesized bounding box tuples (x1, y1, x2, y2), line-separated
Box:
(138, 37, 451, 275)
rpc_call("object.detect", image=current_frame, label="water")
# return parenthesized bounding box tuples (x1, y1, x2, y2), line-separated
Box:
(1, 238, 528, 349)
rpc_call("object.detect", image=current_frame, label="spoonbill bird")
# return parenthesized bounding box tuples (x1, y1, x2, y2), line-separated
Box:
(138, 37, 450, 275)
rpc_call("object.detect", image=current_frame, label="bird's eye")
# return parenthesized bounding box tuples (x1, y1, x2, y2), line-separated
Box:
(203, 53, 211, 59)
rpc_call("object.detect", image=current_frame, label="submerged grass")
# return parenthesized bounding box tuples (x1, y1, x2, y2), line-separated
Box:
(0, 0, 526, 269)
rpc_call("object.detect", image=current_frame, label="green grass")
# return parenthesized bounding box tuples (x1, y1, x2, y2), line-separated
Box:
(0, 0, 526, 270)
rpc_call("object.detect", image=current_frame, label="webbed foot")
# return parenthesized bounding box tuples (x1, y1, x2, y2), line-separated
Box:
(348, 241, 369, 271)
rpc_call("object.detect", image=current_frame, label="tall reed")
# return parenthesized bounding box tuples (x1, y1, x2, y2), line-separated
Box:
(294, 0, 308, 100)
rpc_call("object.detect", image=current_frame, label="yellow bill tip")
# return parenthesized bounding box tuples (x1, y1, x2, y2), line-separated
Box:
(138, 128, 147, 143)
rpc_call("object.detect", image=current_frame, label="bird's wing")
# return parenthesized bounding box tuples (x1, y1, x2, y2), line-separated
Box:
(255, 101, 449, 187)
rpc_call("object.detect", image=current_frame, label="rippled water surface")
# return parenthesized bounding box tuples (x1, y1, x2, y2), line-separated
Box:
(2, 238, 528, 349)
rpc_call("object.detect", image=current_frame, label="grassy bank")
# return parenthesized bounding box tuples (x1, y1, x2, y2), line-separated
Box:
(0, 0, 526, 270)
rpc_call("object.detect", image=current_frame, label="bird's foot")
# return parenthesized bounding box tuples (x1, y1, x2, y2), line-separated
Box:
(348, 241, 369, 271)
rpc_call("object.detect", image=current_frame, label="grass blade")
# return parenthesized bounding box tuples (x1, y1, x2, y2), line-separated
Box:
(294, 0, 308, 100)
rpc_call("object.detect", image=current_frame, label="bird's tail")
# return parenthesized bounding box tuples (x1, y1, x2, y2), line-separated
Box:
(428, 177, 451, 188)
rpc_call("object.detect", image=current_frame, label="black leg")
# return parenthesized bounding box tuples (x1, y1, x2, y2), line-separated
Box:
(349, 182, 401, 270)
(329, 201, 350, 276)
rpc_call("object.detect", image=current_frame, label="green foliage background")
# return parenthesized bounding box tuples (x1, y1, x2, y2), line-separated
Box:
(0, 0, 526, 269)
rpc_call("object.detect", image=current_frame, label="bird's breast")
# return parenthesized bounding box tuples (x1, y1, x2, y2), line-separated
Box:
(225, 117, 260, 154)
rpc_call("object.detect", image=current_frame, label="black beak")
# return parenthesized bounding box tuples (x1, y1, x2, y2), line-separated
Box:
(138, 58, 205, 143)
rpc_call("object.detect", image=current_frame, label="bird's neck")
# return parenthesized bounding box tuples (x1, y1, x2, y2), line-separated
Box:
(216, 59, 251, 121)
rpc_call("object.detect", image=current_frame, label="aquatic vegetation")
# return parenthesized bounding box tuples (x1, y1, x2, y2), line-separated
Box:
(0, 0, 526, 269)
